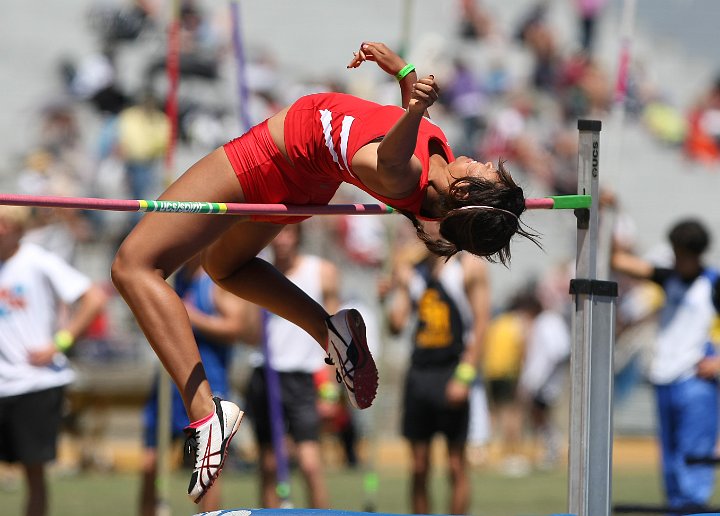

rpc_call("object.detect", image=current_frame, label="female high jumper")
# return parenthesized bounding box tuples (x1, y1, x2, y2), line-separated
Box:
(110, 41, 535, 503)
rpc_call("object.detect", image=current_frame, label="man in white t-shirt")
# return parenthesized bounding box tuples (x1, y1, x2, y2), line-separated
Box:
(0, 206, 107, 516)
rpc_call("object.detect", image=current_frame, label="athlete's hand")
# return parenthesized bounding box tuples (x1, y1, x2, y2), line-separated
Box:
(28, 344, 58, 366)
(445, 378, 470, 407)
(408, 75, 439, 115)
(347, 42, 406, 78)
(697, 356, 720, 379)
(183, 301, 202, 326)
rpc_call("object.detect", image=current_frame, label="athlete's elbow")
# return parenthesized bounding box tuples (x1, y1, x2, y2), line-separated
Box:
(376, 157, 413, 188)
(376, 154, 403, 173)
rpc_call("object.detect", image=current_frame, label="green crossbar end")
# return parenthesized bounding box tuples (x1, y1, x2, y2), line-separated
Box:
(549, 195, 592, 210)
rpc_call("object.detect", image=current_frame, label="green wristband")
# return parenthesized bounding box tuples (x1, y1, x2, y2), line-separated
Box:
(454, 363, 477, 385)
(395, 63, 416, 81)
(54, 330, 74, 352)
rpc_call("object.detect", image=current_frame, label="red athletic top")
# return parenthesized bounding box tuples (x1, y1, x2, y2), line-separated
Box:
(283, 92, 454, 215)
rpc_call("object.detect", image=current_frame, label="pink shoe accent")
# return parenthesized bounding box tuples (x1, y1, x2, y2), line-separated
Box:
(188, 410, 214, 429)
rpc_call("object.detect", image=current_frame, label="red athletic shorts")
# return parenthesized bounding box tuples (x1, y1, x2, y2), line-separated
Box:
(223, 120, 341, 224)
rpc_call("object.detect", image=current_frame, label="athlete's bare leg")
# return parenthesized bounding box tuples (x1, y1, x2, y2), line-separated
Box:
(112, 147, 332, 422)
(111, 148, 251, 421)
(447, 441, 470, 515)
(409, 440, 431, 514)
(202, 223, 331, 346)
(296, 440, 329, 508)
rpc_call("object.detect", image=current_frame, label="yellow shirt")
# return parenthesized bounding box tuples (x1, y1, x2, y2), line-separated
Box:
(482, 312, 524, 380)
(117, 106, 170, 161)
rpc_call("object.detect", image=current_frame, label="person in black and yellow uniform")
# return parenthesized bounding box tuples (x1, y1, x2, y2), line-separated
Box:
(384, 222, 490, 516)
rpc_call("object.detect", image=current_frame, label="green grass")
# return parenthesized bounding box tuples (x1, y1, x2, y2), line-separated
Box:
(0, 465, 691, 516)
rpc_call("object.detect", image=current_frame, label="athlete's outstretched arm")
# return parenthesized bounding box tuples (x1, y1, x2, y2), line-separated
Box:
(347, 41, 420, 111)
(374, 76, 439, 190)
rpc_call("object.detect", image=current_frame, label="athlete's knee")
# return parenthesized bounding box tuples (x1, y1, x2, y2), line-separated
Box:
(298, 451, 323, 478)
(200, 251, 223, 283)
(110, 246, 135, 293)
(259, 447, 277, 477)
(411, 460, 430, 479)
(111, 242, 166, 293)
(448, 461, 466, 482)
(201, 257, 230, 287)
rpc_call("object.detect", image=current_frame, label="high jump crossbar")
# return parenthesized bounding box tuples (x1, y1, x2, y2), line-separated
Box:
(0, 193, 590, 215)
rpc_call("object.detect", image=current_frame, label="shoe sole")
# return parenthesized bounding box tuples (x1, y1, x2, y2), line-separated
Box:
(192, 410, 244, 504)
(342, 309, 378, 410)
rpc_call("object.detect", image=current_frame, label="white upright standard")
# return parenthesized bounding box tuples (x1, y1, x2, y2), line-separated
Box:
(568, 119, 618, 516)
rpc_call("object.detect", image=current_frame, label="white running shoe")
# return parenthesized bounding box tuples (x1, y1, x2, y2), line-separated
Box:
(184, 397, 243, 503)
(325, 308, 378, 409)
